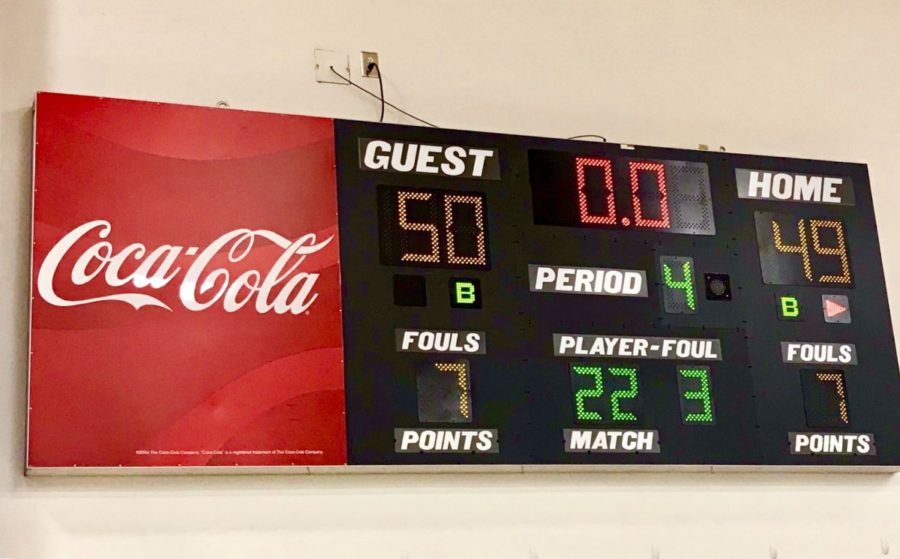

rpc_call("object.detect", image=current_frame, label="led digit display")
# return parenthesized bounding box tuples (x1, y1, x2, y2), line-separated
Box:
(396, 191, 440, 263)
(417, 360, 473, 423)
(572, 365, 603, 421)
(576, 157, 616, 225)
(800, 370, 850, 428)
(378, 186, 490, 269)
(810, 220, 851, 283)
(570, 364, 640, 424)
(608, 366, 639, 421)
(660, 255, 698, 314)
(754, 211, 853, 286)
(529, 151, 715, 235)
(677, 366, 716, 425)
(629, 161, 670, 228)
(444, 194, 487, 266)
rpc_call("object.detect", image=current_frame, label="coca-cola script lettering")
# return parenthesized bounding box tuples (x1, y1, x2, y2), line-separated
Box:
(37, 220, 333, 314)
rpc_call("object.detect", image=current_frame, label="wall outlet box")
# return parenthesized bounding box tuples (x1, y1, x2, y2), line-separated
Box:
(315, 49, 350, 84)
(361, 51, 380, 77)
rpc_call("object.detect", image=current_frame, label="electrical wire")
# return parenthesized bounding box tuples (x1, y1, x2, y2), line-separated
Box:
(567, 134, 608, 142)
(330, 66, 438, 128)
(367, 62, 385, 122)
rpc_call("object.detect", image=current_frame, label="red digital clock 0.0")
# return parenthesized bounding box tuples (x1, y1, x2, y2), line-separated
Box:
(529, 150, 716, 235)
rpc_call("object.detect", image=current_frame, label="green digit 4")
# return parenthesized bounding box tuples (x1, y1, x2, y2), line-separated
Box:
(663, 260, 696, 310)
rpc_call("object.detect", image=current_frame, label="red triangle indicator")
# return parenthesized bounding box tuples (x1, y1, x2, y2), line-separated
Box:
(825, 299, 848, 318)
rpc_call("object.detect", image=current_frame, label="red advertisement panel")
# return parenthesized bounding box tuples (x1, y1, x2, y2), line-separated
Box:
(28, 93, 346, 469)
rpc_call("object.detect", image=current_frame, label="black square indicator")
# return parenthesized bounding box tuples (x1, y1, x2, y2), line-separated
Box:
(800, 370, 850, 428)
(704, 273, 732, 301)
(393, 274, 426, 307)
(450, 278, 482, 309)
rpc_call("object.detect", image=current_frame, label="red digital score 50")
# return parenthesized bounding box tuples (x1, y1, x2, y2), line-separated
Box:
(377, 185, 490, 270)
(529, 151, 716, 236)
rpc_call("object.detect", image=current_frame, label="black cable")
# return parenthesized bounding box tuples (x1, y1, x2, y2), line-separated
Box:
(367, 62, 385, 122)
(329, 66, 438, 128)
(568, 134, 608, 142)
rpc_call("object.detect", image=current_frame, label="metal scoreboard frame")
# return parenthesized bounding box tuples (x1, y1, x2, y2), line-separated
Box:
(338, 120, 900, 472)
(27, 93, 900, 474)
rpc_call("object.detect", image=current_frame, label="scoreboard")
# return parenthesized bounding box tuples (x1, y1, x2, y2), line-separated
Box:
(337, 120, 900, 469)
(27, 93, 900, 472)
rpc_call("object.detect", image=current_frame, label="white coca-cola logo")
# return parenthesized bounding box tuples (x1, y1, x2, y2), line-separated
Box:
(37, 220, 334, 314)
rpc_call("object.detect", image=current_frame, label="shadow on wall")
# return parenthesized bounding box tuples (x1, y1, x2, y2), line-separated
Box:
(0, 0, 51, 557)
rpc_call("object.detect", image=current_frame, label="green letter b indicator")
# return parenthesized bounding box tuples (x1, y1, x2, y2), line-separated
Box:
(456, 282, 476, 304)
(777, 293, 802, 321)
(449, 278, 482, 308)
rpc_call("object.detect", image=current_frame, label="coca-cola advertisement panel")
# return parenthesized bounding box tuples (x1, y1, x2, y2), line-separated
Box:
(28, 93, 346, 469)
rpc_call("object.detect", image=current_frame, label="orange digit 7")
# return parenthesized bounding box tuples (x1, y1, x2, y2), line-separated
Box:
(435, 362, 471, 420)
(816, 372, 849, 424)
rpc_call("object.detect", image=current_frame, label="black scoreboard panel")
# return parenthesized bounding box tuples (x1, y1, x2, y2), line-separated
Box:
(336, 120, 900, 469)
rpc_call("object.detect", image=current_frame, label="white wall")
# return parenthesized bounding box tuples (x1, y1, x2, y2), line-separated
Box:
(2, 1, 900, 557)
